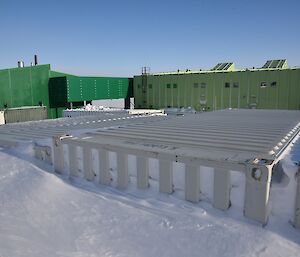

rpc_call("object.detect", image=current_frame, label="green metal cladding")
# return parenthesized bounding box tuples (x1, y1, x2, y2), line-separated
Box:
(1, 60, 299, 121)
(0, 64, 50, 108)
(48, 76, 132, 108)
(133, 66, 300, 111)
(0, 64, 133, 118)
(0, 64, 61, 118)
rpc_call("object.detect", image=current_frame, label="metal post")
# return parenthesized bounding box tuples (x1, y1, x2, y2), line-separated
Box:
(213, 168, 231, 210)
(136, 156, 149, 189)
(244, 164, 272, 224)
(53, 136, 64, 174)
(83, 146, 94, 181)
(294, 167, 300, 229)
(68, 144, 79, 177)
(98, 149, 111, 185)
(117, 152, 129, 189)
(185, 164, 200, 202)
(159, 159, 173, 193)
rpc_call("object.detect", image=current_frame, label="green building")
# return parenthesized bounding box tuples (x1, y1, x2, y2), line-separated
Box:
(0, 64, 133, 118)
(133, 60, 300, 111)
(1, 59, 299, 121)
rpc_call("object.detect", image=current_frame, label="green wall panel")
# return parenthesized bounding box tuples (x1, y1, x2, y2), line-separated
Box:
(49, 75, 132, 106)
(133, 68, 300, 111)
(67, 76, 131, 102)
(48, 76, 68, 108)
(0, 64, 51, 116)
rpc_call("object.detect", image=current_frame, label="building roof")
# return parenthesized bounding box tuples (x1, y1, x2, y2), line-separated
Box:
(149, 60, 299, 76)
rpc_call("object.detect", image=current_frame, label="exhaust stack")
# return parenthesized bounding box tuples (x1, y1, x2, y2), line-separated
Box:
(34, 55, 38, 65)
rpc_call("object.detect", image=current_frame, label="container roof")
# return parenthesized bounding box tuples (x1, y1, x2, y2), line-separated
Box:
(67, 109, 300, 166)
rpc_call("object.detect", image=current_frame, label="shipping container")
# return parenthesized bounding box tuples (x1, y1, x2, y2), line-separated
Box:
(3, 106, 48, 123)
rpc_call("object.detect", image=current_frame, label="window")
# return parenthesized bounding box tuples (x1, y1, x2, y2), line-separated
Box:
(193, 83, 199, 88)
(173, 84, 177, 88)
(270, 81, 277, 87)
(200, 83, 206, 88)
(260, 82, 267, 88)
(233, 82, 239, 88)
(167, 84, 171, 89)
(148, 84, 152, 89)
(137, 84, 141, 89)
(224, 82, 230, 88)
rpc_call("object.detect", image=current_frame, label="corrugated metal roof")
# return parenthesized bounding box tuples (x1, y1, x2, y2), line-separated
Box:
(0, 111, 168, 145)
(76, 109, 300, 163)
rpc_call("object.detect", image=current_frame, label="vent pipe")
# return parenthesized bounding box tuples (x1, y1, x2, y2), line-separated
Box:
(17, 61, 24, 68)
(34, 55, 38, 65)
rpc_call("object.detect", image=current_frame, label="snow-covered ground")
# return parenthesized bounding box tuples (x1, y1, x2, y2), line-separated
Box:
(0, 139, 299, 257)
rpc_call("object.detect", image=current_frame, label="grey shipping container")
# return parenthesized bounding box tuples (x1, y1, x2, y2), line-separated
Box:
(3, 106, 48, 124)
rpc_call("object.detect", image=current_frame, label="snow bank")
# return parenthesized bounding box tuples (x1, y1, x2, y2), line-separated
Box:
(0, 149, 299, 257)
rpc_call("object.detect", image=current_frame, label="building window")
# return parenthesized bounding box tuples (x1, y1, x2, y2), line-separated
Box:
(167, 84, 171, 89)
(200, 83, 206, 88)
(270, 81, 277, 87)
(148, 84, 152, 89)
(137, 84, 141, 89)
(173, 84, 177, 88)
(224, 82, 230, 88)
(233, 82, 239, 88)
(193, 83, 199, 88)
(260, 82, 267, 88)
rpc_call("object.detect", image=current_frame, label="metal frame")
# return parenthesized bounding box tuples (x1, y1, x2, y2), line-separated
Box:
(52, 110, 300, 225)
(0, 111, 168, 146)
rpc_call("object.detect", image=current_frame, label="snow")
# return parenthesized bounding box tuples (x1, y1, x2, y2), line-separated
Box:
(67, 103, 121, 112)
(0, 139, 300, 257)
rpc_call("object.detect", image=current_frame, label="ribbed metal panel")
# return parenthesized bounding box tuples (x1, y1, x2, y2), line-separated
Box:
(0, 112, 168, 145)
(57, 109, 300, 225)
(4, 106, 48, 123)
(82, 109, 300, 162)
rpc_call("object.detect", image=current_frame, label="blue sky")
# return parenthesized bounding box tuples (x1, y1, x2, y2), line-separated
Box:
(0, 0, 299, 76)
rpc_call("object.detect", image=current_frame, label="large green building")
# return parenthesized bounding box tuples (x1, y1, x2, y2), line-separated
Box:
(1, 59, 299, 122)
(0, 64, 133, 118)
(133, 60, 300, 111)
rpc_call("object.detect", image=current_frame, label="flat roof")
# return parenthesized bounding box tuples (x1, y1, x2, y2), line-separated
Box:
(68, 109, 300, 166)
(149, 67, 300, 76)
(0, 111, 168, 145)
